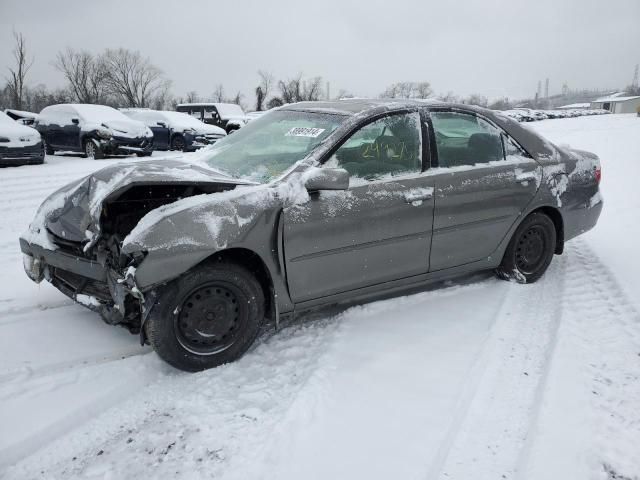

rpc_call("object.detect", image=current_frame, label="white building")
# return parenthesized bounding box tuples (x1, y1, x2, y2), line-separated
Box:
(590, 93, 640, 113)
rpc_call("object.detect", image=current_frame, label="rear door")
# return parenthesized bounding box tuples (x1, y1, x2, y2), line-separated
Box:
(283, 111, 436, 303)
(427, 109, 541, 271)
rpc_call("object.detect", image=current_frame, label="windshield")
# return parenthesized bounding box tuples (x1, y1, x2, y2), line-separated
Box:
(200, 110, 346, 183)
(0, 112, 15, 125)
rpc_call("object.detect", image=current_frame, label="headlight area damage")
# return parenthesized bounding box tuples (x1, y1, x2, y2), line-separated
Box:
(19, 159, 261, 337)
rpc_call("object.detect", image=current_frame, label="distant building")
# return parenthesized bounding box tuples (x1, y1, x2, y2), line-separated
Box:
(590, 93, 640, 113)
(557, 103, 590, 110)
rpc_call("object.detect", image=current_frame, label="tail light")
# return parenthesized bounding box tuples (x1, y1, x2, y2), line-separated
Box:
(595, 166, 601, 184)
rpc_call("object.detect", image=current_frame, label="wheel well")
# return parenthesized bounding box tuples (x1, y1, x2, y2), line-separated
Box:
(206, 248, 275, 322)
(531, 206, 564, 254)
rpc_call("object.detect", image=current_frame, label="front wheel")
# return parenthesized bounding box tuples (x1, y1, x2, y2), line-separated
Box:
(170, 135, 186, 151)
(84, 139, 105, 159)
(496, 212, 556, 284)
(145, 262, 265, 372)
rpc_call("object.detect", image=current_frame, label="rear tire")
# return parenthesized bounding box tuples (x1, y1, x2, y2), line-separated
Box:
(146, 262, 265, 372)
(83, 139, 105, 159)
(496, 212, 556, 284)
(136, 151, 152, 157)
(44, 141, 54, 155)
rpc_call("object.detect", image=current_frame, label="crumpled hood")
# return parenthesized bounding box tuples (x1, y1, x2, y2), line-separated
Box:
(25, 158, 250, 248)
(100, 119, 148, 138)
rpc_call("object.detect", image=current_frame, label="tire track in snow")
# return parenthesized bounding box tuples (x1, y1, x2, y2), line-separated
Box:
(519, 240, 640, 479)
(426, 255, 566, 480)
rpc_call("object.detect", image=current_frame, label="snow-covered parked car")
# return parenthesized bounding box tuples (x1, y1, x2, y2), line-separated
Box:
(0, 110, 44, 166)
(176, 102, 249, 133)
(36, 104, 154, 159)
(123, 109, 226, 151)
(4, 108, 38, 126)
(20, 99, 603, 371)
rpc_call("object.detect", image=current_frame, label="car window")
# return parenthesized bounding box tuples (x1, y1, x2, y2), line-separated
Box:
(325, 112, 422, 181)
(430, 111, 504, 167)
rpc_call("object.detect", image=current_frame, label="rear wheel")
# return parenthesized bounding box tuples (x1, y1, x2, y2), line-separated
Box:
(43, 141, 54, 155)
(145, 262, 265, 372)
(136, 151, 152, 157)
(496, 212, 556, 284)
(83, 139, 105, 159)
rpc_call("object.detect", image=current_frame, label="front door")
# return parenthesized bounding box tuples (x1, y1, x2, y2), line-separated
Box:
(283, 112, 435, 303)
(427, 110, 541, 271)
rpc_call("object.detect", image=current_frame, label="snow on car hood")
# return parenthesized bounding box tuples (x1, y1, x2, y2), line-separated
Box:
(0, 121, 41, 147)
(22, 158, 254, 248)
(97, 119, 149, 138)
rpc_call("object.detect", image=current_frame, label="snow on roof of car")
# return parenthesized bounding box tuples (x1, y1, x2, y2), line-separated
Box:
(71, 104, 130, 122)
(557, 103, 590, 109)
(593, 95, 640, 103)
(4, 108, 38, 118)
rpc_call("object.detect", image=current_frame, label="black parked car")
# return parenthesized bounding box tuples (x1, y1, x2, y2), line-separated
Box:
(176, 102, 249, 133)
(36, 104, 154, 159)
(123, 109, 226, 151)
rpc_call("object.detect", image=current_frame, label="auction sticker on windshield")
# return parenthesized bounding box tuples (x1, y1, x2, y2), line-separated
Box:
(285, 127, 326, 138)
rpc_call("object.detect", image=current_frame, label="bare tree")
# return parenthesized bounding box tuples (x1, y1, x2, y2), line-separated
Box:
(100, 48, 170, 107)
(276, 74, 324, 104)
(255, 70, 274, 110)
(5, 31, 34, 109)
(211, 84, 225, 102)
(488, 97, 512, 110)
(54, 48, 108, 103)
(380, 81, 432, 99)
(185, 90, 200, 103)
(437, 91, 460, 103)
(463, 93, 488, 107)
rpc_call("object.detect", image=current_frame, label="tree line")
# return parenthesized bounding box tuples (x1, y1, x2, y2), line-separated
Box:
(8, 30, 631, 115)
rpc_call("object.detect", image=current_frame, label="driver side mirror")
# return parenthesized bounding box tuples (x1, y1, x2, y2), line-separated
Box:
(304, 167, 350, 192)
(71, 118, 79, 125)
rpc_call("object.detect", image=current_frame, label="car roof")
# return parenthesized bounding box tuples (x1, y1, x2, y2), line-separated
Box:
(280, 98, 450, 116)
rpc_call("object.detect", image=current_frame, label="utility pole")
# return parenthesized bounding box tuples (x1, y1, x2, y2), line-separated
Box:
(632, 64, 639, 89)
(326, 81, 331, 101)
(545, 78, 549, 99)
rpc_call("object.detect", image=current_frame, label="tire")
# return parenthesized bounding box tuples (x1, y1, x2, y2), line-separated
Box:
(136, 151, 152, 157)
(145, 262, 265, 372)
(84, 139, 105, 159)
(44, 141, 54, 156)
(496, 212, 556, 284)
(170, 135, 186, 151)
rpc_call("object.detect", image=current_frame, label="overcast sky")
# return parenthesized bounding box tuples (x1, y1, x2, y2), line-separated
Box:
(1, 0, 638, 105)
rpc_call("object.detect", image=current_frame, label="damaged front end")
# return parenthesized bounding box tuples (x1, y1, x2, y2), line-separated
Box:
(19, 160, 246, 338)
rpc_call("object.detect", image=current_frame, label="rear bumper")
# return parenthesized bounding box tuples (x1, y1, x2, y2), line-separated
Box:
(0, 142, 44, 166)
(564, 195, 603, 242)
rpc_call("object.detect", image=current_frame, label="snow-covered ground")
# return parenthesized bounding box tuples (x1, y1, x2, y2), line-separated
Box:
(0, 114, 639, 480)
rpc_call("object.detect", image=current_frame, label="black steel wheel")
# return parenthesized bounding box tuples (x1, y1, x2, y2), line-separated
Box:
(175, 282, 246, 355)
(146, 262, 265, 372)
(497, 212, 556, 284)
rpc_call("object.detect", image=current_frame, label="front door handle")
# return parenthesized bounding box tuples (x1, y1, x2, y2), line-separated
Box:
(403, 188, 434, 204)
(515, 172, 538, 184)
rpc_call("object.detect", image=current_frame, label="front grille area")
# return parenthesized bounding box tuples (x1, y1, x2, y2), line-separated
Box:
(49, 232, 89, 257)
(51, 267, 111, 301)
(112, 136, 150, 147)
